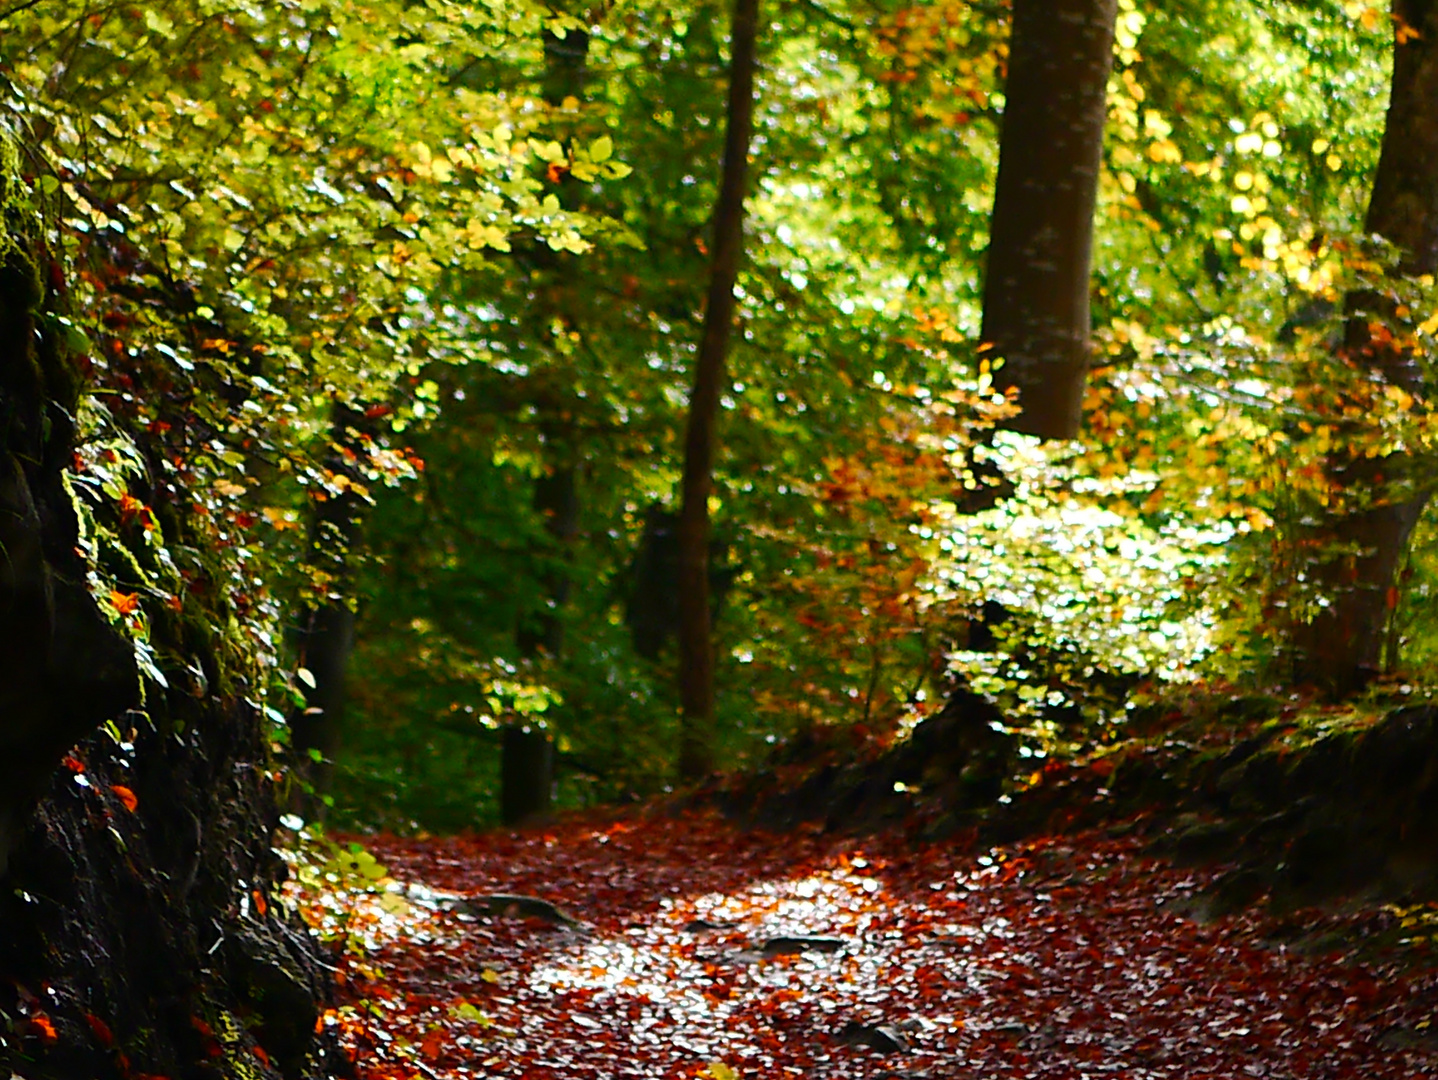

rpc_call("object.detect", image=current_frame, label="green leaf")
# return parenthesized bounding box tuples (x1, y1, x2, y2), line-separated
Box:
(143, 9, 175, 37)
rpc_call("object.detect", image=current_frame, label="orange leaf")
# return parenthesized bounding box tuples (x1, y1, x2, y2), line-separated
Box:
(29, 1014, 58, 1042)
(112, 785, 138, 812)
(109, 590, 141, 616)
(252, 889, 268, 917)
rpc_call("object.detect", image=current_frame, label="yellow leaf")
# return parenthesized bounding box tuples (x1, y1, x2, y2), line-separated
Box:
(590, 135, 613, 162)
(377, 892, 410, 915)
(705, 1064, 738, 1080)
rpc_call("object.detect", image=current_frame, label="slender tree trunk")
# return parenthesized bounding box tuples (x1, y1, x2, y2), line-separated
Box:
(1294, 0, 1438, 695)
(676, 0, 759, 780)
(516, 450, 581, 658)
(980, 0, 1118, 440)
(503, 24, 591, 823)
(291, 404, 371, 798)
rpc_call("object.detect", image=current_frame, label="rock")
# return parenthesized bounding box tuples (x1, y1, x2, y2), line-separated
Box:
(1170, 820, 1245, 865)
(1205, 867, 1270, 918)
(991, 1021, 1030, 1039)
(837, 1020, 909, 1053)
(761, 935, 846, 956)
(228, 926, 320, 1073)
(1377, 1025, 1438, 1054)
(683, 919, 736, 933)
(454, 893, 583, 927)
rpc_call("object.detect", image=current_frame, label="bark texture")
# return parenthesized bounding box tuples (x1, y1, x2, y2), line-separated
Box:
(981, 0, 1118, 440)
(1295, 0, 1438, 694)
(676, 0, 760, 780)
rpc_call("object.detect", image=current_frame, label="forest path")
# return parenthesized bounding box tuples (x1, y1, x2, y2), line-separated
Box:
(321, 810, 1436, 1078)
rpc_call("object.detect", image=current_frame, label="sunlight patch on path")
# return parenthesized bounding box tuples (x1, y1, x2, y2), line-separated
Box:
(320, 812, 1438, 1079)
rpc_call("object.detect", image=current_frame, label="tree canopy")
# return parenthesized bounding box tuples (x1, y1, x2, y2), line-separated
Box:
(3, 0, 1434, 826)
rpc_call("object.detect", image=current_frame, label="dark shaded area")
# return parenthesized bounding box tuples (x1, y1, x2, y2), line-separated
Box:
(722, 688, 1017, 834)
(625, 505, 734, 660)
(501, 724, 556, 826)
(0, 191, 137, 875)
(0, 696, 348, 1078)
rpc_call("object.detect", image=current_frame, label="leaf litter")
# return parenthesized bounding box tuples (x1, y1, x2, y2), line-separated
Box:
(301, 810, 1438, 1078)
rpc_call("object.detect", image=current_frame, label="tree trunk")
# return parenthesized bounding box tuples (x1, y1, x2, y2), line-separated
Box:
(503, 22, 591, 821)
(676, 0, 760, 780)
(1294, 0, 1438, 695)
(516, 455, 580, 658)
(504, 461, 574, 825)
(980, 0, 1118, 440)
(501, 724, 556, 826)
(290, 404, 371, 799)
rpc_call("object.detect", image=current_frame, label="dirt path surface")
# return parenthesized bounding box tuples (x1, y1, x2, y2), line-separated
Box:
(320, 811, 1436, 1078)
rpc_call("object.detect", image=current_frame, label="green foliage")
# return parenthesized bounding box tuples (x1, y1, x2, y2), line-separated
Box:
(9, 0, 1436, 830)
(2, 0, 623, 726)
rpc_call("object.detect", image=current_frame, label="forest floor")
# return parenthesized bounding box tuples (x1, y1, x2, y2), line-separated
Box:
(305, 809, 1438, 1079)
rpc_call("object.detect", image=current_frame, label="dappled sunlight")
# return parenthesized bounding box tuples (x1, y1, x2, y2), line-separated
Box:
(303, 811, 1438, 1079)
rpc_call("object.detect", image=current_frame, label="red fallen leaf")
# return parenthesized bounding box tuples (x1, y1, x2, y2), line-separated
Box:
(63, 755, 86, 773)
(190, 1015, 214, 1038)
(364, 404, 393, 419)
(420, 1028, 445, 1061)
(112, 785, 138, 812)
(253, 1044, 271, 1067)
(84, 1011, 113, 1046)
(29, 1013, 58, 1042)
(252, 889, 268, 917)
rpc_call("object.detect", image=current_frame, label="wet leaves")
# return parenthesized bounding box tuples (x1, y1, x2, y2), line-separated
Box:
(311, 811, 1438, 1079)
